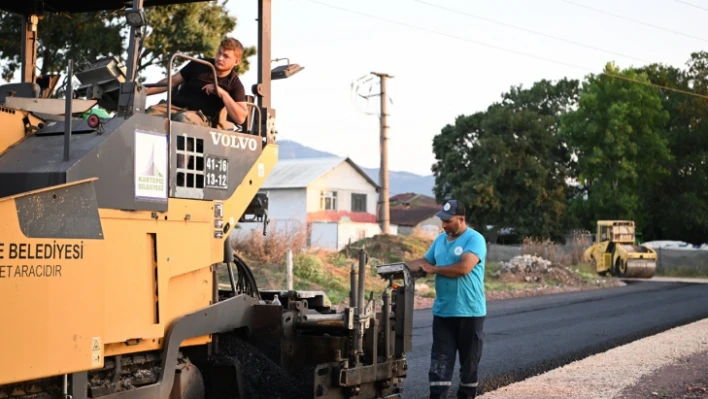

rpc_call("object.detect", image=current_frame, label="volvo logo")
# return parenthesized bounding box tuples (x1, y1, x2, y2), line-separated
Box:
(209, 131, 258, 151)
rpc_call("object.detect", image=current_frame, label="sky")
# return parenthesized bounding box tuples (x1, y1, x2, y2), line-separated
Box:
(144, 0, 708, 175)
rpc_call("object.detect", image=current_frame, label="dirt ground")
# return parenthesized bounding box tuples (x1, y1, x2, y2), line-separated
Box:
(615, 350, 708, 399)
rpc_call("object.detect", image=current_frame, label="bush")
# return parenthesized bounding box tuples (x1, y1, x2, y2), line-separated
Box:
(367, 256, 383, 277)
(293, 253, 323, 281)
(231, 221, 309, 264)
(327, 252, 350, 268)
(341, 234, 433, 265)
(520, 235, 591, 266)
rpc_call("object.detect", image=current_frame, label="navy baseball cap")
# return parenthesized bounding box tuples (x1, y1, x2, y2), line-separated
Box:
(436, 199, 465, 221)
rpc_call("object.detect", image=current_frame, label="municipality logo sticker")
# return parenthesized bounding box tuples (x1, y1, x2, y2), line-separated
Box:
(454, 246, 463, 256)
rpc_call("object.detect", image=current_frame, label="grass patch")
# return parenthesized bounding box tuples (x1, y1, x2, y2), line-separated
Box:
(342, 233, 433, 264)
(327, 252, 351, 268)
(229, 229, 681, 305)
(656, 267, 708, 278)
(292, 253, 357, 304)
(227, 232, 392, 306)
(569, 262, 600, 281)
(545, 278, 559, 287)
(485, 261, 502, 276)
(484, 280, 537, 291)
(413, 261, 542, 293)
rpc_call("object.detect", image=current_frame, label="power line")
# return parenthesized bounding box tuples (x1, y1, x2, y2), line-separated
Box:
(672, 0, 708, 12)
(412, 0, 650, 64)
(302, 0, 590, 72)
(301, 0, 708, 101)
(602, 72, 708, 100)
(560, 0, 708, 43)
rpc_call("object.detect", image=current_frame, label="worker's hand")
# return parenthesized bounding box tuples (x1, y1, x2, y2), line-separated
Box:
(420, 263, 436, 275)
(202, 83, 216, 95)
(202, 84, 226, 98)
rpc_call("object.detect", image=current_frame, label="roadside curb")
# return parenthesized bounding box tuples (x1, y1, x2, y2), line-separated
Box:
(625, 276, 708, 284)
(478, 317, 708, 399)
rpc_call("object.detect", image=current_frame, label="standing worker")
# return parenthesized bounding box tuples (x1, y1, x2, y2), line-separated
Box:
(407, 199, 487, 399)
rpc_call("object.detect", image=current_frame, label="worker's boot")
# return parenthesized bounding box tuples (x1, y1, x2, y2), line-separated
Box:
(457, 386, 477, 399)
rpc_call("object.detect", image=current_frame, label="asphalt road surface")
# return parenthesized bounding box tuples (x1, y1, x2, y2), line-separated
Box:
(401, 280, 708, 398)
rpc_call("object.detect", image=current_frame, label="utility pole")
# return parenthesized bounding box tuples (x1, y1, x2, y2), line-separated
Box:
(371, 72, 392, 234)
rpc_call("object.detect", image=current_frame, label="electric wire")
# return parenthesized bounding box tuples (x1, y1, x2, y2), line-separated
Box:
(302, 0, 590, 72)
(560, 0, 708, 43)
(412, 0, 650, 64)
(672, 0, 708, 12)
(301, 0, 708, 101)
(599, 72, 708, 100)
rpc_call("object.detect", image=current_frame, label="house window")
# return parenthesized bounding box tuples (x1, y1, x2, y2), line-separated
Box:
(358, 229, 366, 240)
(352, 193, 367, 212)
(320, 190, 337, 210)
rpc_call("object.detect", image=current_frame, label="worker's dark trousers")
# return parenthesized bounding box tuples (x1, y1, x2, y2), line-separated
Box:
(428, 315, 485, 399)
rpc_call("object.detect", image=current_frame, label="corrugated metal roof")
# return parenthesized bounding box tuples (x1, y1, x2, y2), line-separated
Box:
(263, 157, 375, 189)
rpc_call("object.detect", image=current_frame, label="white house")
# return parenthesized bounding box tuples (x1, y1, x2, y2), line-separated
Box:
(232, 157, 397, 250)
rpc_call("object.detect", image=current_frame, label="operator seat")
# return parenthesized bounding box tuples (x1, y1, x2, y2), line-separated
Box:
(168, 82, 257, 134)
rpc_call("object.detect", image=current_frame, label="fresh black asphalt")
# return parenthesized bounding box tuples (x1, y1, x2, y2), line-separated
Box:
(401, 280, 708, 398)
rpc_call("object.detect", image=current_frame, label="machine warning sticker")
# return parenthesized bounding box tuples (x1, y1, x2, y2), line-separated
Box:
(205, 155, 228, 189)
(92, 337, 102, 367)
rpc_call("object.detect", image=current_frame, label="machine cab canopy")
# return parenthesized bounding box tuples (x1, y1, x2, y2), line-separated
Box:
(597, 220, 636, 243)
(1, 0, 207, 15)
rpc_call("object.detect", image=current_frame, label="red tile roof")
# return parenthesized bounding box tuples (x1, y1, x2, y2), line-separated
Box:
(389, 193, 442, 227)
(306, 193, 443, 226)
(307, 210, 378, 224)
(390, 206, 440, 227)
(390, 193, 440, 207)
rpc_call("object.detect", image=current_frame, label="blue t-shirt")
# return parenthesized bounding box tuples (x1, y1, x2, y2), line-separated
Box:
(424, 227, 487, 318)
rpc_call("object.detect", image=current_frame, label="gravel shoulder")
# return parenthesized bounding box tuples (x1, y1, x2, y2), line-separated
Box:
(476, 315, 708, 399)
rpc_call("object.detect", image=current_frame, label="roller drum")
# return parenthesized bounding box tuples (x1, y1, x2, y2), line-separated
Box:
(624, 259, 656, 278)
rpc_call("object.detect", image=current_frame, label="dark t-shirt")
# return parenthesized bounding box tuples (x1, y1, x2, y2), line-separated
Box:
(172, 57, 246, 120)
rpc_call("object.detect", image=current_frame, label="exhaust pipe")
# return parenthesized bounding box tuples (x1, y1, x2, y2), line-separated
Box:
(383, 286, 392, 360)
(64, 59, 73, 162)
(357, 248, 366, 314)
(352, 248, 367, 366)
(349, 262, 357, 308)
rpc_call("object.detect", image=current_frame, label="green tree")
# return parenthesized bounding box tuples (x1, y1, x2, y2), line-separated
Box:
(431, 78, 579, 240)
(560, 62, 672, 233)
(0, 1, 255, 86)
(140, 1, 256, 77)
(634, 53, 708, 244)
(0, 11, 123, 81)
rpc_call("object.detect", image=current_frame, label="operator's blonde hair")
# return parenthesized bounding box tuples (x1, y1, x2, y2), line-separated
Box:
(220, 37, 244, 57)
